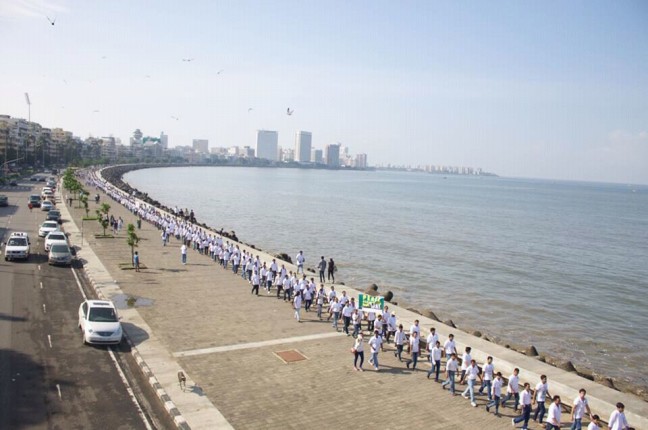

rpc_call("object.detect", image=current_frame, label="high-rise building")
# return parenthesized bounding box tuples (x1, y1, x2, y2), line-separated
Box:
(324, 143, 340, 167)
(355, 153, 368, 168)
(295, 131, 312, 163)
(160, 132, 168, 149)
(192, 139, 208, 154)
(311, 148, 323, 164)
(256, 130, 278, 161)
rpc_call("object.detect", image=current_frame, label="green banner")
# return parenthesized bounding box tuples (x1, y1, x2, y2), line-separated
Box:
(358, 294, 384, 311)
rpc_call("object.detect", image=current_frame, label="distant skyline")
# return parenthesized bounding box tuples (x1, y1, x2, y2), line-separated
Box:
(1, 1, 647, 184)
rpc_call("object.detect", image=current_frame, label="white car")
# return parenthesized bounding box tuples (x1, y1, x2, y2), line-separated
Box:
(38, 221, 60, 237)
(4, 232, 30, 261)
(44, 231, 67, 251)
(41, 200, 54, 211)
(78, 300, 123, 345)
(41, 189, 54, 200)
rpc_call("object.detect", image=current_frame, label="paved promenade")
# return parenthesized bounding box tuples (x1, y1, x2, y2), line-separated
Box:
(59, 177, 647, 430)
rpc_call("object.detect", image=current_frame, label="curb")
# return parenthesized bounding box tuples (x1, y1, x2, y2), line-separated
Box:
(82, 258, 191, 430)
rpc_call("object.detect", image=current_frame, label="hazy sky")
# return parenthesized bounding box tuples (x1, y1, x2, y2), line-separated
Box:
(1, 1, 647, 184)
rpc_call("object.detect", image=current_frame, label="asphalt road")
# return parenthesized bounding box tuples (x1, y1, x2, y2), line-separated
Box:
(0, 181, 173, 430)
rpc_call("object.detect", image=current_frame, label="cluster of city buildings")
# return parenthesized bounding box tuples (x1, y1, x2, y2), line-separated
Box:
(376, 163, 494, 176)
(0, 114, 369, 170)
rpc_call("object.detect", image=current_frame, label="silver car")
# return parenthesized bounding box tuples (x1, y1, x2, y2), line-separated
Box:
(48, 243, 73, 266)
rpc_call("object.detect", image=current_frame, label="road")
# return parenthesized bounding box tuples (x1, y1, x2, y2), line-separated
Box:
(0, 181, 172, 430)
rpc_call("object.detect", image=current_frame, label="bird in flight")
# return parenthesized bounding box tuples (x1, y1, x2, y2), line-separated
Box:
(145, 75, 151, 78)
(171, 116, 180, 120)
(182, 58, 194, 62)
(46, 16, 56, 25)
(92, 110, 100, 113)
(248, 108, 253, 112)
(217, 69, 224, 75)
(286, 108, 294, 116)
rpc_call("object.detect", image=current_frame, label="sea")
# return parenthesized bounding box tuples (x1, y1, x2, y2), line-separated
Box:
(124, 166, 648, 387)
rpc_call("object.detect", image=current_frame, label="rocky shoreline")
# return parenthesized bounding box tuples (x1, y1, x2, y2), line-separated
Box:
(99, 163, 647, 403)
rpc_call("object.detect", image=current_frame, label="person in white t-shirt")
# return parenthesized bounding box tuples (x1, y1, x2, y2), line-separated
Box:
(427, 340, 443, 382)
(295, 250, 305, 273)
(478, 356, 494, 400)
(459, 346, 472, 383)
(461, 359, 482, 407)
(352, 333, 365, 371)
(486, 372, 504, 415)
(501, 368, 520, 411)
(441, 353, 459, 395)
(405, 331, 420, 370)
(533, 375, 551, 424)
(587, 414, 601, 430)
(513, 382, 533, 429)
(570, 388, 592, 430)
(426, 327, 438, 359)
(368, 330, 382, 371)
(393, 324, 406, 362)
(608, 402, 629, 430)
(546, 395, 562, 430)
(443, 334, 457, 357)
(293, 291, 302, 322)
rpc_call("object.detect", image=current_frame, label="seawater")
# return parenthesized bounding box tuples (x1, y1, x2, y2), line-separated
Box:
(124, 166, 648, 386)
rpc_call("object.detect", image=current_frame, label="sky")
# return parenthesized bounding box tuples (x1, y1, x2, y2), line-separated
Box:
(0, 0, 647, 184)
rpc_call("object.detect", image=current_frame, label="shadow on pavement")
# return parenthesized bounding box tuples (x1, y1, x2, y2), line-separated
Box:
(121, 322, 150, 347)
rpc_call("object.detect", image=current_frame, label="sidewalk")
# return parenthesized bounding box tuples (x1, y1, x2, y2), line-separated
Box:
(60, 179, 648, 430)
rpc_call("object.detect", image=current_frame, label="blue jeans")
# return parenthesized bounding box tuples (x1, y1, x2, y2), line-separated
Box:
(462, 379, 476, 402)
(534, 401, 547, 423)
(486, 395, 500, 414)
(428, 359, 441, 381)
(407, 351, 419, 369)
(513, 404, 531, 428)
(501, 392, 519, 410)
(441, 370, 456, 393)
(479, 379, 492, 400)
(354, 350, 364, 368)
(181, 254, 187, 264)
(371, 352, 379, 368)
(352, 323, 360, 337)
(333, 312, 339, 329)
(570, 418, 582, 430)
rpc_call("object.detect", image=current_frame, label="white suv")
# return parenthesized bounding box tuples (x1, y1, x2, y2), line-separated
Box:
(4, 232, 30, 261)
(78, 300, 123, 345)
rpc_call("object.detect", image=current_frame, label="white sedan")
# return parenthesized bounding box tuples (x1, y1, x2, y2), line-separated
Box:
(78, 300, 123, 345)
(44, 231, 67, 251)
(38, 221, 60, 237)
(41, 200, 54, 211)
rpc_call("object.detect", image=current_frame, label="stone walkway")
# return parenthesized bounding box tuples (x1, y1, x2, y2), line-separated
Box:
(62, 179, 647, 430)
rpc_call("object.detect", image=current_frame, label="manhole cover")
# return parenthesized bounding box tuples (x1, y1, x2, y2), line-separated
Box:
(274, 349, 308, 363)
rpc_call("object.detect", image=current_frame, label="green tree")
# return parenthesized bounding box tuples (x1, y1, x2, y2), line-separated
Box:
(126, 223, 140, 266)
(96, 202, 111, 236)
(80, 194, 89, 217)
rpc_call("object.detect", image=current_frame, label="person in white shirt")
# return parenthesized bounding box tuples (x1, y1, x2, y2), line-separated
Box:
(352, 333, 364, 371)
(608, 402, 629, 430)
(587, 414, 601, 430)
(386, 311, 397, 343)
(295, 250, 305, 274)
(180, 243, 187, 265)
(405, 331, 420, 370)
(533, 375, 551, 424)
(441, 353, 459, 395)
(368, 330, 382, 371)
(486, 372, 504, 415)
(478, 356, 494, 400)
(366, 310, 376, 332)
(293, 292, 302, 322)
(330, 298, 341, 330)
(342, 302, 353, 336)
(250, 272, 260, 295)
(351, 309, 361, 338)
(443, 334, 457, 357)
(316, 285, 326, 320)
(426, 327, 439, 360)
(513, 382, 533, 429)
(427, 340, 443, 381)
(570, 388, 592, 430)
(459, 346, 472, 383)
(461, 359, 482, 407)
(545, 396, 562, 430)
(393, 324, 406, 362)
(501, 368, 520, 411)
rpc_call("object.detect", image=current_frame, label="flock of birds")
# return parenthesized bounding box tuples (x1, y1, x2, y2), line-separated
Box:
(43, 14, 296, 120)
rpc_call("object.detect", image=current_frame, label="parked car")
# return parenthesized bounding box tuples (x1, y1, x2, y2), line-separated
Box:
(9, 180, 17, 186)
(78, 300, 123, 345)
(47, 209, 62, 223)
(38, 220, 60, 237)
(30, 176, 38, 182)
(44, 231, 67, 251)
(4, 232, 30, 261)
(41, 200, 54, 211)
(48, 243, 74, 266)
(0, 195, 8, 207)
